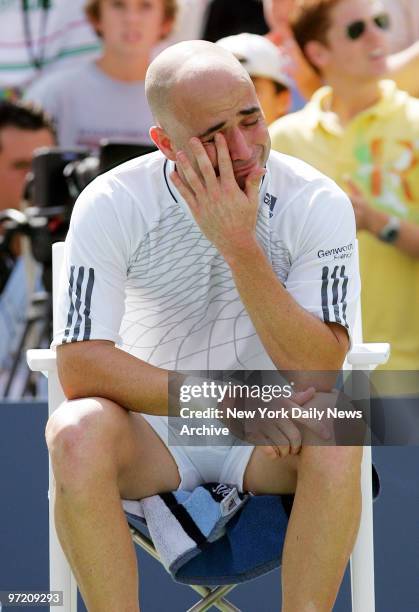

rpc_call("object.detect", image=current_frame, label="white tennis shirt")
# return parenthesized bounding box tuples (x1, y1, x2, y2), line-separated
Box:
(53, 150, 360, 371)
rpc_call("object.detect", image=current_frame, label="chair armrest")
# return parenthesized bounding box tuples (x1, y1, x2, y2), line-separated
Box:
(27, 343, 390, 372)
(346, 343, 390, 366)
(27, 348, 57, 372)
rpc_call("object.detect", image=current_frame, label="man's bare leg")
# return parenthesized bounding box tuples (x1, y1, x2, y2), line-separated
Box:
(243, 445, 362, 612)
(46, 398, 181, 612)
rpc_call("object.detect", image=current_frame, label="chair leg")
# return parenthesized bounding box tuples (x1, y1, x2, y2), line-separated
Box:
(187, 585, 241, 612)
(130, 529, 240, 612)
(186, 585, 238, 612)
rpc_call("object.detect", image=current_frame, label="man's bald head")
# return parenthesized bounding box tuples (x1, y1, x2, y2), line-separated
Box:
(145, 40, 253, 129)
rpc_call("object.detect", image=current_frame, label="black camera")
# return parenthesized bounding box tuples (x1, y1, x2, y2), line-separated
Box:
(0, 141, 156, 293)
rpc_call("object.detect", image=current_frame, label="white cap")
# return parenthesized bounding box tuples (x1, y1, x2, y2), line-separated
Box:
(216, 33, 291, 89)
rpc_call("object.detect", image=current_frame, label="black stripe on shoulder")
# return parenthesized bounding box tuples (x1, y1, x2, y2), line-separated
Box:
(340, 265, 349, 329)
(331, 266, 342, 324)
(71, 266, 85, 342)
(62, 266, 76, 344)
(83, 268, 95, 341)
(321, 266, 330, 322)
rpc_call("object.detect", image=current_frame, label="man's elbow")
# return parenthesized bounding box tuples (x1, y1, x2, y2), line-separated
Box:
(326, 323, 350, 370)
(56, 341, 112, 399)
(56, 347, 87, 399)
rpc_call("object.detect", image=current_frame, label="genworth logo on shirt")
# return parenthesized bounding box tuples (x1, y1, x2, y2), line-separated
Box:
(317, 242, 354, 261)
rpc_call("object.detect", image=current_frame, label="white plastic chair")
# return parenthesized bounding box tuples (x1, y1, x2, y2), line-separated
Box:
(27, 242, 390, 611)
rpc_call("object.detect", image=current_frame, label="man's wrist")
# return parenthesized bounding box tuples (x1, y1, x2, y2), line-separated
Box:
(377, 216, 401, 243)
(221, 237, 266, 269)
(365, 208, 394, 238)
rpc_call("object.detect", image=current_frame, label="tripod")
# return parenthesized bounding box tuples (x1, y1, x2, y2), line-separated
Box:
(0, 210, 52, 399)
(2, 287, 51, 399)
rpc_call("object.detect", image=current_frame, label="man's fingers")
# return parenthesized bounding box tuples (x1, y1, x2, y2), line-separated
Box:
(261, 446, 280, 459)
(189, 138, 219, 192)
(293, 415, 331, 440)
(274, 419, 302, 454)
(175, 152, 206, 199)
(170, 170, 199, 214)
(215, 132, 235, 183)
(245, 169, 266, 205)
(246, 419, 300, 455)
(292, 387, 316, 405)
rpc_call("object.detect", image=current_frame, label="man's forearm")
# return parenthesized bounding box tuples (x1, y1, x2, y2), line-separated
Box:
(57, 341, 172, 414)
(364, 207, 419, 258)
(224, 239, 348, 372)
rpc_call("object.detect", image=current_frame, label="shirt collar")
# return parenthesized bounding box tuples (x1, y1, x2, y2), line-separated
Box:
(163, 158, 268, 217)
(307, 79, 404, 134)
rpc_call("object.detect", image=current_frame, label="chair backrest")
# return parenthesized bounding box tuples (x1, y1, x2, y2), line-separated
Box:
(52, 242, 65, 338)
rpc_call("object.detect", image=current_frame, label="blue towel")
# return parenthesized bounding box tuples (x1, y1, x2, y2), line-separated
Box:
(124, 484, 292, 585)
(124, 466, 380, 585)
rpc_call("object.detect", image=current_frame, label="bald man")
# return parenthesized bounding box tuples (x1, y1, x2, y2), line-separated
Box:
(47, 41, 361, 611)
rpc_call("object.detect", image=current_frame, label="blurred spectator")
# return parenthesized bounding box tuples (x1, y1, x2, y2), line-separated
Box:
(269, 0, 419, 376)
(262, 0, 321, 109)
(0, 0, 101, 101)
(0, 101, 55, 398)
(154, 0, 211, 55)
(381, 0, 419, 53)
(262, 0, 419, 107)
(202, 0, 268, 42)
(0, 99, 54, 213)
(24, 0, 177, 150)
(216, 33, 291, 124)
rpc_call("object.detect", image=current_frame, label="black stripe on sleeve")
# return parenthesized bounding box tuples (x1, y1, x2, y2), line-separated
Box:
(340, 265, 349, 329)
(331, 266, 342, 324)
(71, 267, 85, 342)
(321, 266, 330, 322)
(83, 268, 95, 341)
(159, 492, 206, 550)
(62, 266, 75, 344)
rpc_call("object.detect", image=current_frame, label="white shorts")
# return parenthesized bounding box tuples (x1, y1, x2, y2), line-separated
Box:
(143, 415, 255, 493)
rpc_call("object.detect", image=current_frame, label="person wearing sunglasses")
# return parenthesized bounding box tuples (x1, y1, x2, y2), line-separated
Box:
(269, 0, 419, 385)
(262, 0, 419, 106)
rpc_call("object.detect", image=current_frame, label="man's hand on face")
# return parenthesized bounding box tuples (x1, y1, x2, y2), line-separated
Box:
(170, 133, 265, 260)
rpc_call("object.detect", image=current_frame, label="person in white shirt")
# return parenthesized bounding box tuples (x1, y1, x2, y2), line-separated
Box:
(0, 0, 101, 100)
(24, 0, 177, 150)
(47, 40, 362, 611)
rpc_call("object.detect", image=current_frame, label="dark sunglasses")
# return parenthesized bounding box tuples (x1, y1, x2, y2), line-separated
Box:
(346, 13, 390, 41)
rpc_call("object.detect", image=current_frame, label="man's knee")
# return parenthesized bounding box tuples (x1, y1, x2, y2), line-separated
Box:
(46, 397, 130, 488)
(298, 446, 362, 488)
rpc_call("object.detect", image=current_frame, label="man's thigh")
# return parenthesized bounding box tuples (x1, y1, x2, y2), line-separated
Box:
(243, 447, 299, 495)
(116, 410, 182, 499)
(48, 398, 181, 500)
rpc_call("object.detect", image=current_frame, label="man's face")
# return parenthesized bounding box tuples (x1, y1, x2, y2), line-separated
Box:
(0, 126, 54, 211)
(95, 0, 172, 58)
(319, 0, 389, 81)
(252, 76, 290, 125)
(167, 70, 271, 190)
